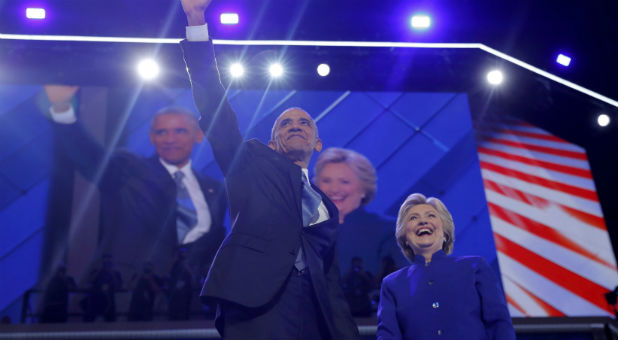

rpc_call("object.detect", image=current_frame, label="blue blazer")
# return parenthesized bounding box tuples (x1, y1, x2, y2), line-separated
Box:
(181, 40, 359, 339)
(377, 251, 515, 340)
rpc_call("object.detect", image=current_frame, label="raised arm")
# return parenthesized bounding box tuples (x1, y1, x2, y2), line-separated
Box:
(44, 85, 110, 181)
(180, 0, 243, 174)
(180, 0, 211, 26)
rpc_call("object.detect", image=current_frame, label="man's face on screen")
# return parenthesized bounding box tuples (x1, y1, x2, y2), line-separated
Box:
(149, 113, 204, 167)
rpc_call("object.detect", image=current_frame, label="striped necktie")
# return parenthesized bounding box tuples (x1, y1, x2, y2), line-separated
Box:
(301, 173, 321, 226)
(295, 173, 322, 271)
(174, 171, 197, 244)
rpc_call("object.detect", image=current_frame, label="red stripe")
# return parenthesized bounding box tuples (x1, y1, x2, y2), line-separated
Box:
(495, 128, 569, 144)
(483, 178, 606, 231)
(493, 233, 613, 314)
(481, 161, 599, 201)
(505, 293, 529, 317)
(504, 274, 566, 316)
(488, 202, 616, 270)
(483, 178, 549, 209)
(478, 146, 592, 179)
(487, 137, 587, 160)
(562, 205, 608, 231)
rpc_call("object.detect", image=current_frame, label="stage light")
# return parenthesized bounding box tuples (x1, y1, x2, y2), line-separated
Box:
(597, 113, 610, 127)
(229, 63, 244, 78)
(220, 13, 239, 25)
(137, 59, 160, 80)
(269, 63, 284, 78)
(556, 54, 572, 67)
(410, 14, 431, 30)
(486, 70, 504, 85)
(26, 8, 46, 20)
(317, 63, 330, 77)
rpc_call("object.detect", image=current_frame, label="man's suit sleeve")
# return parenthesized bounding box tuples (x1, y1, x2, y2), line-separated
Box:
(53, 121, 105, 181)
(180, 40, 243, 175)
(326, 245, 361, 339)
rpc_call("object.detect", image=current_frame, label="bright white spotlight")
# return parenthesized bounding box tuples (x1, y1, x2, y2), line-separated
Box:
(269, 63, 284, 78)
(229, 63, 245, 78)
(410, 14, 431, 30)
(220, 13, 239, 25)
(486, 70, 504, 85)
(556, 54, 572, 67)
(26, 8, 46, 20)
(597, 113, 610, 127)
(137, 59, 160, 80)
(317, 63, 330, 77)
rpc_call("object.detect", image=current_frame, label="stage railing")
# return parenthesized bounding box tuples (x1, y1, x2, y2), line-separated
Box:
(1, 316, 617, 340)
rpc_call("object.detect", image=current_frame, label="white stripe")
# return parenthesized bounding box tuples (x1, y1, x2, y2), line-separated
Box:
(507, 307, 525, 317)
(0, 33, 481, 48)
(485, 189, 615, 260)
(479, 130, 585, 153)
(497, 252, 611, 316)
(492, 217, 618, 288)
(502, 276, 545, 316)
(481, 168, 601, 215)
(1, 33, 616, 107)
(478, 153, 595, 190)
(480, 142, 590, 170)
(0, 34, 182, 44)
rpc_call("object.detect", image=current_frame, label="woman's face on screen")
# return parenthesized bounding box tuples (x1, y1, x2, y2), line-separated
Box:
(316, 162, 365, 223)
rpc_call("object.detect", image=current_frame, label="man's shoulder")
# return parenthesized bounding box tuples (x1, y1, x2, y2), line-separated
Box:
(192, 168, 223, 187)
(241, 139, 297, 168)
(101, 151, 166, 183)
(109, 150, 155, 169)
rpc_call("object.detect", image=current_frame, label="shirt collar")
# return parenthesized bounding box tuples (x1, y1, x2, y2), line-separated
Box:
(159, 158, 193, 178)
(413, 249, 447, 265)
(301, 168, 310, 181)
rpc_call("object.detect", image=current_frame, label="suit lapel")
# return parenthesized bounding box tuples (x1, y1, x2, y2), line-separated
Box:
(147, 156, 176, 194)
(193, 169, 217, 206)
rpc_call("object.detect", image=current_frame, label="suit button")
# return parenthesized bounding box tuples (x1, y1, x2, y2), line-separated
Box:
(432, 302, 440, 309)
(428, 280, 434, 285)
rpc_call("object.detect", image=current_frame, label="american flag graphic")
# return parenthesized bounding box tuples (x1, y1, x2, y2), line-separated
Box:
(476, 118, 618, 317)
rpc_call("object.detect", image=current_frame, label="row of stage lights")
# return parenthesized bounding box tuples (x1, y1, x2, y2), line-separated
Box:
(135, 58, 611, 127)
(19, 7, 612, 127)
(137, 59, 331, 80)
(137, 58, 549, 86)
(24, 7, 575, 68)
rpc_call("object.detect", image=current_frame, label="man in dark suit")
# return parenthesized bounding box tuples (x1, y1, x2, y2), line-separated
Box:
(179, 1, 359, 338)
(45, 86, 227, 293)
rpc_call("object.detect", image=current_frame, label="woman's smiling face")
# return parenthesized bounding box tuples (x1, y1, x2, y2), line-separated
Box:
(404, 203, 445, 257)
(316, 162, 365, 223)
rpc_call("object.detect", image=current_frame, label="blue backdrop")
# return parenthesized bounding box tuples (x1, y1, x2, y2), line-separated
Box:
(0, 85, 498, 319)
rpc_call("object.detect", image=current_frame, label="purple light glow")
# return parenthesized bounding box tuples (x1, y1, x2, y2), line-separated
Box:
(410, 14, 431, 30)
(556, 53, 572, 67)
(220, 13, 239, 25)
(26, 7, 46, 20)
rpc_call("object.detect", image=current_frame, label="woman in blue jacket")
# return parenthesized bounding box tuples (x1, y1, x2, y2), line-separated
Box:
(377, 193, 515, 340)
